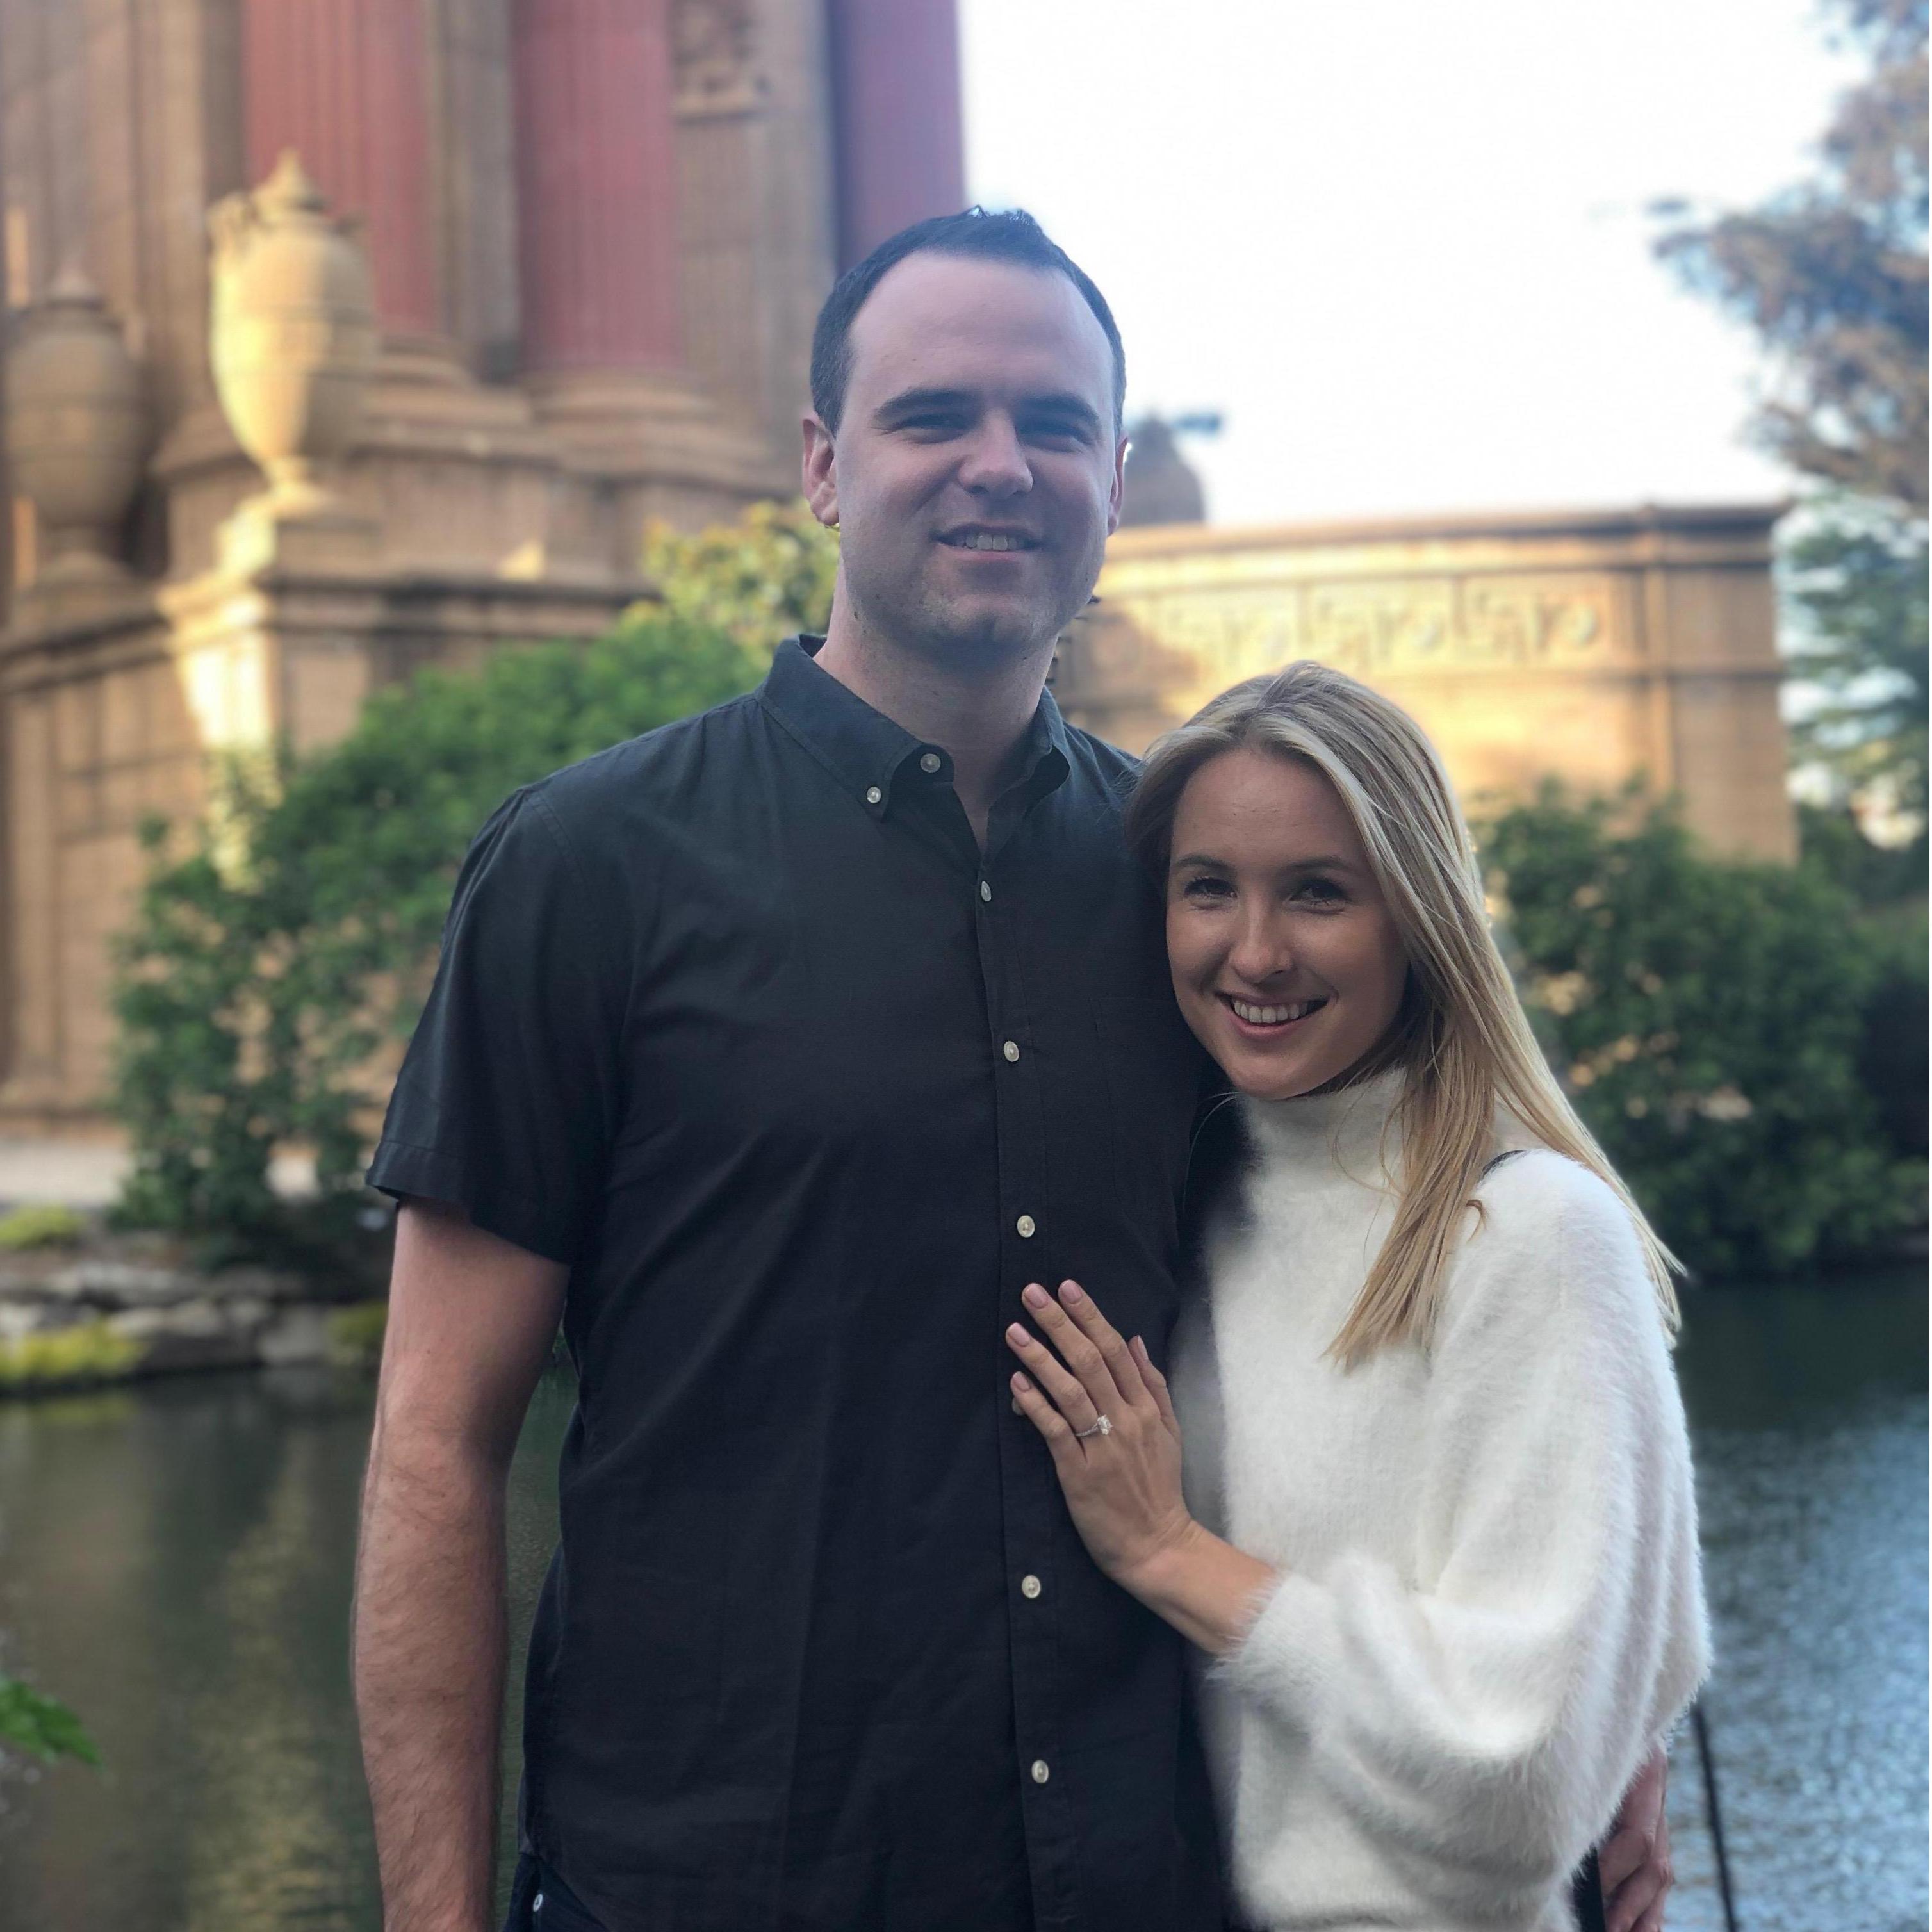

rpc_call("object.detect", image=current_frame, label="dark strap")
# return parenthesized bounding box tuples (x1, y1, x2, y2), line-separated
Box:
(1480, 1147, 1528, 1179)
(1572, 1848, 1608, 1931)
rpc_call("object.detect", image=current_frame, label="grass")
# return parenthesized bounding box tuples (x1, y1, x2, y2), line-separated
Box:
(0, 1320, 141, 1391)
(0, 1204, 86, 1252)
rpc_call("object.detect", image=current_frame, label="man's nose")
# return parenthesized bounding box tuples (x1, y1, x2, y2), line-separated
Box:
(956, 414, 1032, 495)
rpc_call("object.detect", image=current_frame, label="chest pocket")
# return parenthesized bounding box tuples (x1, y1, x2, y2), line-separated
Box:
(1095, 995, 1209, 1225)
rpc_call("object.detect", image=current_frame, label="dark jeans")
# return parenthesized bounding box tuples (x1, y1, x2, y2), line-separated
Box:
(502, 1853, 606, 1932)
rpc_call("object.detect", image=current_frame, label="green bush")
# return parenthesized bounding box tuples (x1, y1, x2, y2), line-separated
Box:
(0, 1675, 97, 1765)
(327, 1300, 389, 1368)
(1480, 789, 1924, 1277)
(643, 499, 837, 660)
(0, 1204, 86, 1251)
(111, 607, 765, 1248)
(0, 1319, 141, 1390)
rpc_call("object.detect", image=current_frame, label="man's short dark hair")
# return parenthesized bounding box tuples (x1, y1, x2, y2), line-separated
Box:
(809, 207, 1127, 436)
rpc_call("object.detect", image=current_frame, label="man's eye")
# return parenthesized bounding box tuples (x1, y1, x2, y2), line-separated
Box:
(1024, 418, 1088, 446)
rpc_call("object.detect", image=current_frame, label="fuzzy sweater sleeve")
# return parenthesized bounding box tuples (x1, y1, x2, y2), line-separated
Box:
(1220, 1152, 1709, 1915)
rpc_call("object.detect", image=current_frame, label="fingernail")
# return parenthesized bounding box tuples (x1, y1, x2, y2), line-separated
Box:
(1007, 1322, 1031, 1345)
(1022, 1284, 1050, 1309)
(1011, 1371, 1030, 1391)
(1058, 1280, 1084, 1302)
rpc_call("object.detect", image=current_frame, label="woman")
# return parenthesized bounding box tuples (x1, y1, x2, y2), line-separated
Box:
(1004, 663, 1708, 1932)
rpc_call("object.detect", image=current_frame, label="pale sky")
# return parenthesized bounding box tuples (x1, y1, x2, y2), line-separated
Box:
(959, 0, 1863, 527)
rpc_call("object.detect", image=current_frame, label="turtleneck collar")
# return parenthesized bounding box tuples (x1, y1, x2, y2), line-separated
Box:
(1237, 1063, 1409, 1184)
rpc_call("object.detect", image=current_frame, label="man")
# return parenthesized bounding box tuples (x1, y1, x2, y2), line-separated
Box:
(354, 209, 1674, 1932)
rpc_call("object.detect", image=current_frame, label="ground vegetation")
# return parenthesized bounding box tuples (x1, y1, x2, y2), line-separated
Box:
(1480, 789, 1924, 1278)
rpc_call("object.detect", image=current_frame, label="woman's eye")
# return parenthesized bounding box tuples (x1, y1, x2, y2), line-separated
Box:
(1292, 878, 1347, 906)
(1181, 876, 1234, 901)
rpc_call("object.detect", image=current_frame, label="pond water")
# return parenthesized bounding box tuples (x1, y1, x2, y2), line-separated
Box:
(0, 1271, 1922, 1930)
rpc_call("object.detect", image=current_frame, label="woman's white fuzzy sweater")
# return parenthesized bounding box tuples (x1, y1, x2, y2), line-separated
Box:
(1171, 1071, 1708, 1932)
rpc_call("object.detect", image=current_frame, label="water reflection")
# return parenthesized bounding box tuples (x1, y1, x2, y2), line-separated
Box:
(0, 1277, 1922, 1929)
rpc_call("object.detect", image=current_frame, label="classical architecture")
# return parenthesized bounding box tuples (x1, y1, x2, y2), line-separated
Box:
(1068, 496, 1796, 865)
(0, 7, 1794, 1136)
(0, 0, 963, 1129)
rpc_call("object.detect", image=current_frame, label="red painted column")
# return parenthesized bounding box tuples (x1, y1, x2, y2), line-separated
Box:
(826, 0, 967, 270)
(510, 0, 683, 375)
(241, 0, 439, 335)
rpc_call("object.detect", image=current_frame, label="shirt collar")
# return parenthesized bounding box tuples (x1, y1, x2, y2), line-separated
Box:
(758, 635, 1071, 820)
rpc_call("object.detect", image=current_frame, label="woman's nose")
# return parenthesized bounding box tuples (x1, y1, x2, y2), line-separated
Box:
(1228, 908, 1291, 984)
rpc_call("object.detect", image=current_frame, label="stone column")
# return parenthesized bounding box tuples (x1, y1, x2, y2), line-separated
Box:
(507, 0, 780, 550)
(240, 0, 439, 337)
(512, 0, 684, 374)
(826, 0, 965, 269)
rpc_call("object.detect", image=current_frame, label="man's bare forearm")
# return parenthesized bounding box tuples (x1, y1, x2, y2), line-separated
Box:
(354, 1423, 511, 1932)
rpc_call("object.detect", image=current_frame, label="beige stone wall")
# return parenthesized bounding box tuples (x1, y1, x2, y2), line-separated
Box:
(1057, 503, 1796, 863)
(0, 0, 844, 1127)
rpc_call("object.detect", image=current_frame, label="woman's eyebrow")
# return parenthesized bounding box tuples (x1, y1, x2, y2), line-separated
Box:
(1169, 851, 1361, 873)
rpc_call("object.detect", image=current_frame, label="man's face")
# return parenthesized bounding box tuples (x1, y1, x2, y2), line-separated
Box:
(804, 253, 1126, 668)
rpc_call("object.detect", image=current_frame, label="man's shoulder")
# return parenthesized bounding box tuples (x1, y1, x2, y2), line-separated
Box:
(521, 687, 766, 833)
(1058, 717, 1142, 800)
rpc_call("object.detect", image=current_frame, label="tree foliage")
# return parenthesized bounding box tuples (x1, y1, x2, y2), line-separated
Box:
(0, 1675, 97, 1766)
(1781, 498, 1929, 818)
(642, 498, 838, 661)
(1655, 0, 1928, 512)
(111, 500, 843, 1252)
(1480, 789, 1923, 1278)
(113, 607, 764, 1252)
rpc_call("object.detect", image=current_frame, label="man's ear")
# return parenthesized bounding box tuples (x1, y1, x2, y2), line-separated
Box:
(1106, 430, 1129, 536)
(802, 414, 839, 528)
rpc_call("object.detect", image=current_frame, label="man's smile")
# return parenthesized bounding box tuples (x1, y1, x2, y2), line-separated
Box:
(938, 525, 1042, 552)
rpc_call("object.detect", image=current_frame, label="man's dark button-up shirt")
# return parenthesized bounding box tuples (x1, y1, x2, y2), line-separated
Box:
(368, 638, 1221, 1932)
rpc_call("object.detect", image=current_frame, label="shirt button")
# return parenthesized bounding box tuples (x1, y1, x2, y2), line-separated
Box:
(1016, 1214, 1036, 1239)
(919, 751, 942, 774)
(1002, 1040, 1020, 1063)
(979, 880, 992, 902)
(865, 786, 883, 805)
(1031, 1758, 1051, 1784)
(1021, 1574, 1042, 1599)
(533, 1895, 546, 1915)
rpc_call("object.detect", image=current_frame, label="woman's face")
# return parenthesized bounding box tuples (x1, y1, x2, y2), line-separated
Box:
(1164, 748, 1410, 1101)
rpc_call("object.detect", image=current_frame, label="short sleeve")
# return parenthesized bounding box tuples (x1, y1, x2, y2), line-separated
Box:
(366, 785, 628, 1265)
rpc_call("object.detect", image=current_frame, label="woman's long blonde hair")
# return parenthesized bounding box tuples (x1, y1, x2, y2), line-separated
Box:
(1125, 660, 1680, 1364)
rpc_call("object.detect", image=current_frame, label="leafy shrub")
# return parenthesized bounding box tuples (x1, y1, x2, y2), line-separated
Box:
(0, 1319, 141, 1390)
(112, 607, 765, 1248)
(642, 499, 837, 660)
(0, 1204, 85, 1251)
(1480, 789, 1924, 1277)
(327, 1300, 389, 1368)
(0, 1676, 97, 1765)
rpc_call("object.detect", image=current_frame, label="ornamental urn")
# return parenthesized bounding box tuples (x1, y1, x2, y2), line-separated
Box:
(209, 150, 376, 511)
(4, 264, 149, 581)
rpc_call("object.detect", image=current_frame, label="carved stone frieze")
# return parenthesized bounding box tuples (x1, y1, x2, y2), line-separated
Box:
(1115, 571, 1635, 687)
(673, 0, 761, 115)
